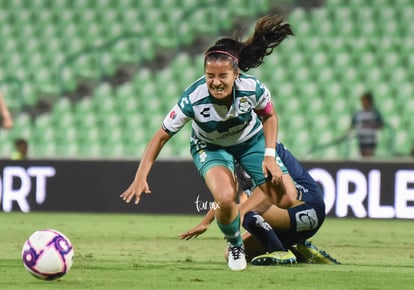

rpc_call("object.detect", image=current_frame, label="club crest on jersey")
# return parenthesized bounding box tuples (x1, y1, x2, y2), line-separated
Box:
(238, 97, 252, 113)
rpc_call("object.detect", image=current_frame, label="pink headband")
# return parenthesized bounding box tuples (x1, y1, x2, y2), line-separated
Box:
(205, 50, 238, 63)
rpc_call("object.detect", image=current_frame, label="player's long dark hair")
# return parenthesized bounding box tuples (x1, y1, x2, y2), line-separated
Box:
(204, 15, 294, 72)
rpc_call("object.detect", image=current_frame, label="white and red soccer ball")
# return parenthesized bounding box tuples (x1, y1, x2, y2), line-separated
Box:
(22, 229, 74, 280)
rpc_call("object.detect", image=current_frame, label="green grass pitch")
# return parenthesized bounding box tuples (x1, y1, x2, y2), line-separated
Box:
(0, 212, 413, 290)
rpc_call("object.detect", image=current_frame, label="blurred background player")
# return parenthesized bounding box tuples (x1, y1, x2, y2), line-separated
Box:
(180, 142, 340, 265)
(345, 92, 385, 158)
(121, 15, 295, 271)
(11, 138, 28, 160)
(0, 91, 13, 130)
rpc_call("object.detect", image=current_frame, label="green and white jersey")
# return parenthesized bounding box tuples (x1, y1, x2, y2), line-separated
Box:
(162, 73, 272, 147)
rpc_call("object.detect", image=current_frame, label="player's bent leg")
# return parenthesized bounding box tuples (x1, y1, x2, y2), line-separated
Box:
(241, 231, 266, 262)
(295, 240, 341, 265)
(205, 166, 247, 270)
(243, 211, 286, 253)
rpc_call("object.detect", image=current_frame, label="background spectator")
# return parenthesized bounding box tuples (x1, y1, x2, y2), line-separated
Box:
(11, 138, 28, 160)
(350, 92, 385, 158)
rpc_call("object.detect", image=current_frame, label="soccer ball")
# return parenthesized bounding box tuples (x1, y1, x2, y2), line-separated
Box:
(22, 229, 74, 280)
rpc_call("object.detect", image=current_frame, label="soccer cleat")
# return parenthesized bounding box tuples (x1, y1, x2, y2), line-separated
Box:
(295, 240, 341, 265)
(251, 249, 297, 266)
(227, 245, 247, 271)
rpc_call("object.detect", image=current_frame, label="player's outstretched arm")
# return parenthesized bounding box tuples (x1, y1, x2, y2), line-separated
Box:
(179, 208, 215, 240)
(120, 128, 171, 204)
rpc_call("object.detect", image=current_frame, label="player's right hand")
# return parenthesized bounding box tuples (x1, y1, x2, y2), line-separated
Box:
(262, 156, 283, 185)
(120, 178, 151, 205)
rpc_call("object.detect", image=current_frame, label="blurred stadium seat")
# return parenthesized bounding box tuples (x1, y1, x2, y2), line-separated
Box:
(0, 0, 412, 159)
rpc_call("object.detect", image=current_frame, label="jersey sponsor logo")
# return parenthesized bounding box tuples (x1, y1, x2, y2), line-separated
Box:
(200, 107, 211, 118)
(295, 208, 318, 231)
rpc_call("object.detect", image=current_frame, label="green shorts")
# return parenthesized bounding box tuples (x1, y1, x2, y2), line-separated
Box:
(190, 132, 287, 186)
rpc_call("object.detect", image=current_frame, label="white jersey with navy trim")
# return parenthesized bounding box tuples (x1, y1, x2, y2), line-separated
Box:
(162, 73, 272, 147)
(351, 108, 384, 144)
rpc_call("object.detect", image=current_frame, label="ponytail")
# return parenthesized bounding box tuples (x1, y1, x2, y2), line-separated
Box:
(205, 15, 294, 72)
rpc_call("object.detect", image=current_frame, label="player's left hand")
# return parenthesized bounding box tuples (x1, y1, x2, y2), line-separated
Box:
(262, 156, 283, 185)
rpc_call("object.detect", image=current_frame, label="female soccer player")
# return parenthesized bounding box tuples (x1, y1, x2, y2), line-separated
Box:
(121, 15, 296, 271)
(180, 142, 340, 265)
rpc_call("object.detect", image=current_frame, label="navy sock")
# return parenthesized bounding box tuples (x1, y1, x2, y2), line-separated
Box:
(242, 211, 285, 252)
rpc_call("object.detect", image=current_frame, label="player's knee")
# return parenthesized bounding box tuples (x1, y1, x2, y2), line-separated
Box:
(215, 197, 236, 210)
(214, 189, 237, 209)
(242, 211, 258, 231)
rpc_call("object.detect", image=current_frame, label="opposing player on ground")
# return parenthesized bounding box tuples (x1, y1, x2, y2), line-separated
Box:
(180, 142, 341, 265)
